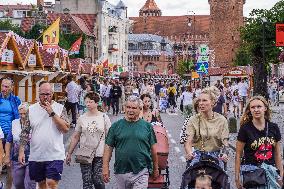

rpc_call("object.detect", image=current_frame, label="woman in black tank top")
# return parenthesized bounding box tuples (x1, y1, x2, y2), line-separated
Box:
(140, 94, 162, 125)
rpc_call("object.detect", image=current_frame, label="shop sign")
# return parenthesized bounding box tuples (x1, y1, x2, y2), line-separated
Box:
(198, 44, 209, 56)
(197, 55, 209, 63)
(53, 83, 62, 93)
(1, 49, 14, 65)
(276, 23, 284, 47)
(54, 58, 60, 68)
(28, 54, 36, 66)
(229, 70, 243, 75)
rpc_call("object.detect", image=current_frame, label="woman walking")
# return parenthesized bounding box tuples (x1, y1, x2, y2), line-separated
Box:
(140, 94, 162, 125)
(182, 86, 229, 168)
(235, 96, 283, 189)
(66, 92, 111, 189)
(4, 103, 36, 189)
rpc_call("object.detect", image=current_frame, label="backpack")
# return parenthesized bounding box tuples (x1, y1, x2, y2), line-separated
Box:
(168, 89, 175, 97)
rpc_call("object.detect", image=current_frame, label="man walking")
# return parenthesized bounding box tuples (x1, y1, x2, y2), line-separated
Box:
(0, 78, 21, 189)
(110, 80, 122, 116)
(102, 96, 159, 189)
(65, 75, 80, 127)
(19, 81, 70, 189)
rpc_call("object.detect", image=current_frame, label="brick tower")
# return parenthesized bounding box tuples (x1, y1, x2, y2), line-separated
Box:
(139, 0, 162, 17)
(209, 0, 245, 67)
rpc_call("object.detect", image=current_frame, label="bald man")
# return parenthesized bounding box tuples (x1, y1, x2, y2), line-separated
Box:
(19, 81, 70, 189)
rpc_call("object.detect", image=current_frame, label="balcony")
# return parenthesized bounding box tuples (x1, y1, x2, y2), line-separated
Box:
(108, 44, 118, 53)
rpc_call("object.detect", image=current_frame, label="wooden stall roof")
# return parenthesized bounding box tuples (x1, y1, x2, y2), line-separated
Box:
(80, 63, 92, 74)
(39, 47, 57, 67)
(0, 31, 24, 69)
(208, 66, 253, 77)
(70, 58, 82, 73)
(13, 33, 34, 68)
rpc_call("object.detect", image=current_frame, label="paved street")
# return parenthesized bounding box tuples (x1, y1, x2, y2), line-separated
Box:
(59, 104, 284, 189)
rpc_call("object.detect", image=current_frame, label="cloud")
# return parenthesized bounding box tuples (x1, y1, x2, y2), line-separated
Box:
(3, 0, 279, 17)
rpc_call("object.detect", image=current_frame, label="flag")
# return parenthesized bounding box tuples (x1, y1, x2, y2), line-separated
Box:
(69, 36, 82, 55)
(102, 59, 108, 68)
(43, 18, 60, 48)
(118, 66, 123, 73)
(113, 64, 118, 72)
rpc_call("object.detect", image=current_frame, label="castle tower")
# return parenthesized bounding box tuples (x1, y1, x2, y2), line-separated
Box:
(139, 0, 162, 17)
(209, 0, 245, 67)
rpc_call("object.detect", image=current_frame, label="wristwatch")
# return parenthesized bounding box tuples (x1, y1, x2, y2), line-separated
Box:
(49, 112, 56, 117)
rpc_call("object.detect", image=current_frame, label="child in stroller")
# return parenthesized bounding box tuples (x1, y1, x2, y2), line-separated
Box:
(195, 174, 212, 189)
(180, 153, 230, 189)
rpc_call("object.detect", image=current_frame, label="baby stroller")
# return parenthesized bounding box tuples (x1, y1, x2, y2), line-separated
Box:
(180, 154, 230, 189)
(148, 124, 170, 189)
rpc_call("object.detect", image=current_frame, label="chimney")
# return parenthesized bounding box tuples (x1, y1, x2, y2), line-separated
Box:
(37, 0, 44, 7)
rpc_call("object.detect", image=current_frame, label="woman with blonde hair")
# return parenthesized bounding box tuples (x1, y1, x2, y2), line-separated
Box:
(235, 96, 283, 189)
(182, 86, 229, 168)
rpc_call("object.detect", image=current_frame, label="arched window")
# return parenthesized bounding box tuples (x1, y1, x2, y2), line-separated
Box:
(168, 63, 173, 74)
(144, 63, 157, 73)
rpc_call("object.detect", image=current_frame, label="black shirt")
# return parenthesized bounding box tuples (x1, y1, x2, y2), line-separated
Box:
(237, 121, 281, 166)
(213, 95, 225, 114)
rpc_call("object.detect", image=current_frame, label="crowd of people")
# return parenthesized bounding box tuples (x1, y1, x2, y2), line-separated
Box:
(0, 75, 282, 189)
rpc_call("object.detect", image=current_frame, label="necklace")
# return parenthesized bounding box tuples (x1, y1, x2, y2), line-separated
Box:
(143, 111, 152, 122)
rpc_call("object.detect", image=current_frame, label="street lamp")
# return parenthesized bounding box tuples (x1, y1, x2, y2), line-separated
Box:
(188, 11, 198, 85)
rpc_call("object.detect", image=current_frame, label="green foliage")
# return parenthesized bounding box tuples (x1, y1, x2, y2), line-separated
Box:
(25, 23, 47, 39)
(176, 59, 195, 78)
(236, 0, 284, 97)
(62, 33, 86, 59)
(0, 19, 24, 36)
(234, 45, 251, 66)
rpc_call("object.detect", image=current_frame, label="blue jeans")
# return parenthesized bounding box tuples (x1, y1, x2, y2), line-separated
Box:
(188, 150, 225, 170)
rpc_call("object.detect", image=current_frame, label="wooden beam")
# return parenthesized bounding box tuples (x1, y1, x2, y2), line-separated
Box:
(25, 79, 28, 102)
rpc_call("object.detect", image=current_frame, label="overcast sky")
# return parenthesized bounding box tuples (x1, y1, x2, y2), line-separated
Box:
(1, 0, 280, 17)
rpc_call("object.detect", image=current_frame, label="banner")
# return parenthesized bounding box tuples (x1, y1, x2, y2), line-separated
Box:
(102, 59, 108, 68)
(43, 18, 60, 48)
(1, 49, 14, 65)
(69, 36, 82, 55)
(276, 23, 284, 47)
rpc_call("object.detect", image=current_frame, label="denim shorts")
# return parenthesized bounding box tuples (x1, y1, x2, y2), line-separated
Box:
(29, 160, 64, 182)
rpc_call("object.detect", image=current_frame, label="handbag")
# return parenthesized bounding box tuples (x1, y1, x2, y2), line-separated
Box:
(75, 114, 106, 164)
(242, 168, 267, 188)
(241, 122, 269, 188)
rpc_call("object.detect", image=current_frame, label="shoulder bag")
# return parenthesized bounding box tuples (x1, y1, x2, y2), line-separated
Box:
(241, 122, 268, 188)
(75, 114, 107, 164)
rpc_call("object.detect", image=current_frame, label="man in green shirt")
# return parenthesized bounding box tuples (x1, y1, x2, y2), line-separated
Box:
(103, 95, 159, 189)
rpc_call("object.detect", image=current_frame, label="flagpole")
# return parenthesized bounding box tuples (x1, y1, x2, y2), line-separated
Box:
(36, 32, 44, 41)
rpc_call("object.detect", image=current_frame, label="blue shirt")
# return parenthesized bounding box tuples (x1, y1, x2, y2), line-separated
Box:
(0, 98, 13, 136)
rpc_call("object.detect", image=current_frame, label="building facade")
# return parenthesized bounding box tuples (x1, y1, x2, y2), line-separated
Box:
(96, 0, 131, 67)
(128, 34, 175, 74)
(209, 0, 245, 68)
(130, 0, 245, 68)
(54, 0, 98, 14)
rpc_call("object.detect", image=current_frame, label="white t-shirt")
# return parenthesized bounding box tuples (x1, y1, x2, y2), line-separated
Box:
(194, 88, 202, 98)
(238, 82, 249, 97)
(75, 112, 111, 157)
(0, 127, 4, 139)
(181, 91, 193, 106)
(65, 81, 80, 103)
(28, 102, 65, 161)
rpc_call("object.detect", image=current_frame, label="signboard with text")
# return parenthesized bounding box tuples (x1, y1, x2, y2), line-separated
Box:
(28, 54, 36, 66)
(276, 23, 284, 47)
(1, 49, 14, 65)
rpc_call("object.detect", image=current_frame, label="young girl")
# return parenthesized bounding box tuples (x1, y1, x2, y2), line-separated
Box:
(232, 89, 240, 118)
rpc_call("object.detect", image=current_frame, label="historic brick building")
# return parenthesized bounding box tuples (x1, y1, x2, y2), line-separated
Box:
(209, 0, 245, 67)
(128, 34, 175, 74)
(130, 0, 245, 69)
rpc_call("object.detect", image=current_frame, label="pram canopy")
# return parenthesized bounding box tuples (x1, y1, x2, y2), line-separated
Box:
(180, 160, 230, 189)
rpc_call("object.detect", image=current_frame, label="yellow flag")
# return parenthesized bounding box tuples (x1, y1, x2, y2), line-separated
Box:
(43, 18, 60, 47)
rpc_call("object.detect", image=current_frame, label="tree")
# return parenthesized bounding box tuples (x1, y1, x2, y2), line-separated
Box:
(25, 23, 47, 39)
(235, 0, 284, 98)
(176, 59, 195, 78)
(0, 20, 24, 36)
